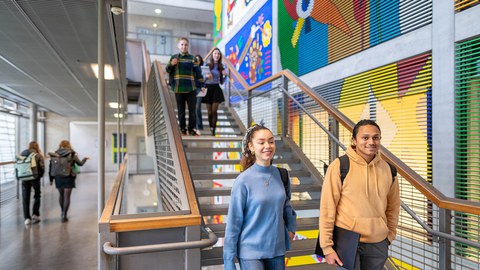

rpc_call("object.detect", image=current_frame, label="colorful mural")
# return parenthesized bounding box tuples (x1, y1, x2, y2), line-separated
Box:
(278, 0, 431, 75)
(214, 0, 223, 45)
(226, 0, 260, 33)
(226, 0, 272, 87)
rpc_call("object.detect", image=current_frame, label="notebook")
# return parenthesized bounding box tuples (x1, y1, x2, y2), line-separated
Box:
(315, 226, 360, 270)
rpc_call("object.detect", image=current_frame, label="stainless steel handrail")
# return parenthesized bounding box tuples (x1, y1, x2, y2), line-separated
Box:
(103, 226, 217, 255)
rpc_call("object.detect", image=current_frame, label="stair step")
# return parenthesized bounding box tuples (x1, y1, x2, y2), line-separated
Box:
(185, 146, 290, 153)
(189, 157, 300, 166)
(200, 200, 320, 216)
(201, 239, 320, 266)
(193, 170, 311, 180)
(206, 217, 319, 238)
(196, 184, 320, 197)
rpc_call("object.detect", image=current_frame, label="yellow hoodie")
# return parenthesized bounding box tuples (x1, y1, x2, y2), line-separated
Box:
(319, 146, 400, 255)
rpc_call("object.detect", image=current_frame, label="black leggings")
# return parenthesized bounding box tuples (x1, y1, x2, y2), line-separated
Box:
(58, 188, 72, 215)
(206, 102, 220, 131)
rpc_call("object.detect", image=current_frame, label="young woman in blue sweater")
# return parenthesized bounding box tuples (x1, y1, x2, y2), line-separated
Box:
(223, 125, 296, 270)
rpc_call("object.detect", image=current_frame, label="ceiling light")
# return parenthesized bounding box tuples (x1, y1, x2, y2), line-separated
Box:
(152, 23, 158, 28)
(114, 113, 124, 118)
(91, 64, 115, 80)
(108, 102, 121, 109)
(154, 9, 162, 15)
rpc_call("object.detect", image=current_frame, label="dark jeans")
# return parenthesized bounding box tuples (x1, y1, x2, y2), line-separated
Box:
(22, 179, 41, 219)
(239, 255, 285, 270)
(175, 91, 197, 132)
(196, 95, 203, 130)
(338, 238, 389, 270)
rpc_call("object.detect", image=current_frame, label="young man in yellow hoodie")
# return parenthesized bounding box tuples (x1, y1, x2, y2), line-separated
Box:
(319, 119, 400, 269)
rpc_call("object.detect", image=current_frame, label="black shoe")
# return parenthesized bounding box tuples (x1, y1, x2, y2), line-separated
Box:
(181, 129, 187, 136)
(61, 213, 69, 223)
(189, 130, 200, 136)
(210, 128, 216, 136)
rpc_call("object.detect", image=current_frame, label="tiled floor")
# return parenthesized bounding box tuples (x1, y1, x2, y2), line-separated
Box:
(0, 173, 116, 270)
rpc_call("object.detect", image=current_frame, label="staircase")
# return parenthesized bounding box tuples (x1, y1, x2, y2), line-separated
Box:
(181, 105, 330, 268)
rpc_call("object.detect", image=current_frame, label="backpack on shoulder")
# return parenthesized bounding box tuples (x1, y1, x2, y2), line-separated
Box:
(15, 152, 38, 181)
(49, 153, 73, 177)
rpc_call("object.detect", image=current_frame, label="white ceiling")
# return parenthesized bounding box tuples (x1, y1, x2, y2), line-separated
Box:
(128, 0, 214, 23)
(0, 0, 213, 119)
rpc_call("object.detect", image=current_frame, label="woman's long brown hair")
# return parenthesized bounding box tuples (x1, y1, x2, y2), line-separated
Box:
(240, 125, 271, 171)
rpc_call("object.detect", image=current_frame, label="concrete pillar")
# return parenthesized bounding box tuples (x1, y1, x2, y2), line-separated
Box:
(432, 0, 455, 197)
(30, 103, 37, 141)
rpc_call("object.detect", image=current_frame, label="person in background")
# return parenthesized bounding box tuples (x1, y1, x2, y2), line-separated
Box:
(165, 37, 204, 136)
(50, 140, 89, 222)
(223, 125, 296, 270)
(19, 141, 45, 225)
(202, 47, 227, 136)
(195, 54, 205, 135)
(319, 119, 400, 270)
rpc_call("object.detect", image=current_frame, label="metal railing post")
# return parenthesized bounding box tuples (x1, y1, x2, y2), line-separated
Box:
(226, 70, 231, 108)
(329, 116, 339, 163)
(439, 208, 452, 270)
(247, 90, 252, 127)
(281, 75, 289, 137)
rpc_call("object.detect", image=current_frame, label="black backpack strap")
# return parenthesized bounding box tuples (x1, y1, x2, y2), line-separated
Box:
(386, 162, 397, 183)
(277, 167, 291, 200)
(338, 155, 350, 184)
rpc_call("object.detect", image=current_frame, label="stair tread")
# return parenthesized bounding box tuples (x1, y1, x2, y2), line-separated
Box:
(196, 184, 320, 197)
(202, 239, 318, 260)
(201, 200, 320, 215)
(189, 158, 300, 165)
(206, 217, 319, 237)
(192, 170, 311, 180)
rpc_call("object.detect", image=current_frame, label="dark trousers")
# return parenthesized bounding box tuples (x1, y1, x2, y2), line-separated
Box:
(175, 91, 197, 132)
(22, 179, 41, 219)
(341, 238, 389, 270)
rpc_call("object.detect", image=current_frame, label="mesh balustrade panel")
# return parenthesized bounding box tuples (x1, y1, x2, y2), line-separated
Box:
(146, 65, 189, 211)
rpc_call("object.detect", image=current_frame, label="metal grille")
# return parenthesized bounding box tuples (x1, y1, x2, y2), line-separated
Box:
(277, 0, 432, 76)
(455, 36, 480, 267)
(145, 63, 189, 212)
(455, 0, 480, 12)
(0, 112, 17, 206)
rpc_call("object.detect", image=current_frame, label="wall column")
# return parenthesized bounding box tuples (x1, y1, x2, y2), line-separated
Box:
(30, 103, 37, 141)
(432, 0, 455, 197)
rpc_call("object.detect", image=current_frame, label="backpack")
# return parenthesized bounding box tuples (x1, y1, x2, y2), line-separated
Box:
(277, 167, 291, 199)
(330, 154, 397, 184)
(15, 152, 38, 181)
(49, 152, 73, 177)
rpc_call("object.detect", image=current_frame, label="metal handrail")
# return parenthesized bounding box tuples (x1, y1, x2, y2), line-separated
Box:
(401, 202, 480, 249)
(103, 226, 217, 256)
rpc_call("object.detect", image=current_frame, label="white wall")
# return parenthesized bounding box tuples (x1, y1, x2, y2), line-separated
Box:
(69, 121, 146, 173)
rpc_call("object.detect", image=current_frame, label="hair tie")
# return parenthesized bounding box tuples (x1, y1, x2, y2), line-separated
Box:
(242, 125, 260, 157)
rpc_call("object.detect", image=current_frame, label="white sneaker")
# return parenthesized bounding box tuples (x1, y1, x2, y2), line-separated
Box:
(24, 218, 31, 225)
(32, 215, 41, 223)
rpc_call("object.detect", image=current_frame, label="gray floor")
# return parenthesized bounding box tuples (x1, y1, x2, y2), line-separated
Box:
(0, 173, 115, 270)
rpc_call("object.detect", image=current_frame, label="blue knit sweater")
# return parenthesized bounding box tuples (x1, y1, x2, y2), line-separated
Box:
(223, 163, 297, 269)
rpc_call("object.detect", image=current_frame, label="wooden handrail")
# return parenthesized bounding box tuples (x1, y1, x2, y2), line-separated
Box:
(99, 154, 128, 225)
(217, 50, 480, 216)
(0, 161, 15, 166)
